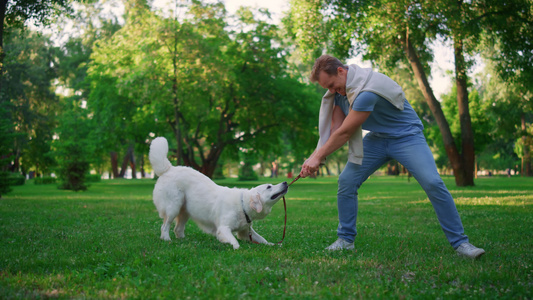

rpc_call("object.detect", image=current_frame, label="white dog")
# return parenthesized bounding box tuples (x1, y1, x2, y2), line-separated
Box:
(149, 137, 288, 249)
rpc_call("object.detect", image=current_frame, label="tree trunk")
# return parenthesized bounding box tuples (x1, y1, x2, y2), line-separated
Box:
(198, 146, 224, 178)
(12, 150, 20, 173)
(128, 146, 136, 179)
(110, 151, 119, 178)
(387, 161, 400, 175)
(522, 113, 532, 176)
(402, 33, 467, 186)
(139, 154, 146, 178)
(199, 162, 217, 179)
(0, 0, 7, 92)
(453, 36, 475, 186)
(119, 145, 135, 178)
(171, 26, 183, 167)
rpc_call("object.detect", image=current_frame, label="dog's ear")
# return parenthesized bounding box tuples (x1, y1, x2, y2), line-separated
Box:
(249, 194, 263, 213)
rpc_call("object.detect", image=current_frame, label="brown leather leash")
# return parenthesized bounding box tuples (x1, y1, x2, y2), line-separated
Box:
(248, 174, 301, 245)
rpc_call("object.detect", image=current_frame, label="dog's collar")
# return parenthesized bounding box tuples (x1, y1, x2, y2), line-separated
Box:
(241, 192, 252, 224)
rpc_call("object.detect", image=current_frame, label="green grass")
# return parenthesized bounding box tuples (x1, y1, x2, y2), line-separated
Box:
(1, 175, 532, 299)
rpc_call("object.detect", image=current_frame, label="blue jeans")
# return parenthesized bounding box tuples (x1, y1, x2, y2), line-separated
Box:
(336, 131, 468, 249)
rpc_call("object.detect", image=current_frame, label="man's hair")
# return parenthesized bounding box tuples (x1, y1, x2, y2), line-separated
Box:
(310, 55, 348, 83)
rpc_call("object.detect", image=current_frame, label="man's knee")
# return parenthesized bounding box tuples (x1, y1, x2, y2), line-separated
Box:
(338, 172, 363, 195)
(419, 174, 449, 195)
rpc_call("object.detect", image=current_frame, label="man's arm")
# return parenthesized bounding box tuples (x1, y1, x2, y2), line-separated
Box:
(301, 109, 371, 177)
(302, 106, 345, 168)
(317, 109, 371, 159)
(330, 105, 346, 134)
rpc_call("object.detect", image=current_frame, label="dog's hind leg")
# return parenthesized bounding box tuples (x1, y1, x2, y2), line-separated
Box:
(216, 226, 240, 250)
(160, 215, 172, 241)
(174, 209, 189, 239)
(159, 188, 185, 241)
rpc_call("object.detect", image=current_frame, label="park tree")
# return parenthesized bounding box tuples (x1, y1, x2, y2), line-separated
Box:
(477, 59, 532, 176)
(0, 0, 68, 194)
(285, 0, 531, 186)
(0, 0, 91, 191)
(1, 27, 59, 175)
(434, 84, 493, 175)
(87, 0, 319, 178)
(53, 2, 125, 178)
(49, 1, 124, 189)
(0, 0, 73, 91)
(0, 102, 14, 196)
(53, 97, 96, 191)
(477, 2, 533, 176)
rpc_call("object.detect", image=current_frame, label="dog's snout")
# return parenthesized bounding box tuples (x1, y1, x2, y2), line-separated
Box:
(282, 181, 288, 186)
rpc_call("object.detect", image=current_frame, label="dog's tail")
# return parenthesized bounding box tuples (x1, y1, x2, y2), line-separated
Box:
(149, 137, 172, 177)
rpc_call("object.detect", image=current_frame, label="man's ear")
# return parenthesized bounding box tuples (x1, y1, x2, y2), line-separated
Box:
(249, 194, 263, 213)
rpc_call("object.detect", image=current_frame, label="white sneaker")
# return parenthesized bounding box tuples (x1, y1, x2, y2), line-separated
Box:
(325, 238, 354, 250)
(456, 242, 485, 259)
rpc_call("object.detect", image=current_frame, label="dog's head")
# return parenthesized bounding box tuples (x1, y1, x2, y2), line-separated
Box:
(247, 181, 288, 219)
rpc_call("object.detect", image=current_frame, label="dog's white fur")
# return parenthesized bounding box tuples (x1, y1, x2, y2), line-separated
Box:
(149, 137, 288, 249)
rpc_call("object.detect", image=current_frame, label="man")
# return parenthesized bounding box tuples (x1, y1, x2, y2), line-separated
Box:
(300, 55, 485, 259)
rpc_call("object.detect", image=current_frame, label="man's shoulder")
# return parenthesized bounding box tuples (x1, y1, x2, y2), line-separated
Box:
(355, 91, 382, 102)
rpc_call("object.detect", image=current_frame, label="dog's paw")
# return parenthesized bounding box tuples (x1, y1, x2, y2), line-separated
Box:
(232, 244, 240, 250)
(160, 235, 171, 241)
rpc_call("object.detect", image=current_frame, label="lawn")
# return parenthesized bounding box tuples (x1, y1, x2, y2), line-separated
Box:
(1, 175, 532, 299)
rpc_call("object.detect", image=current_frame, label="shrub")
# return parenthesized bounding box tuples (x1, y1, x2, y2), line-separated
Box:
(238, 161, 258, 181)
(57, 159, 90, 191)
(8, 173, 25, 186)
(34, 177, 57, 185)
(53, 98, 95, 192)
(0, 171, 12, 197)
(212, 164, 226, 180)
(86, 174, 101, 183)
(0, 172, 25, 198)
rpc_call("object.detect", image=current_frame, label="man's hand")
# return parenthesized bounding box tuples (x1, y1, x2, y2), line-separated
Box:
(300, 108, 371, 179)
(300, 155, 322, 178)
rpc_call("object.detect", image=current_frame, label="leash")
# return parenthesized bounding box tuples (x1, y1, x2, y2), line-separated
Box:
(288, 174, 301, 187)
(248, 174, 301, 246)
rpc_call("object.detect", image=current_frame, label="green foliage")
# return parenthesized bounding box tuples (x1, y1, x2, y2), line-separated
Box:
(478, 0, 533, 87)
(0, 172, 25, 197)
(474, 59, 532, 172)
(286, 0, 433, 68)
(57, 160, 89, 191)
(0, 103, 14, 195)
(238, 153, 259, 181)
(7, 172, 25, 186)
(282, 0, 327, 64)
(477, 142, 520, 171)
(86, 2, 320, 178)
(0, 102, 16, 170)
(212, 161, 226, 180)
(0, 177, 532, 298)
(53, 98, 96, 192)
(53, 10, 123, 172)
(86, 174, 101, 183)
(515, 124, 533, 160)
(34, 176, 57, 185)
(0, 171, 12, 197)
(1, 27, 60, 175)
(3, 0, 72, 29)
(439, 85, 492, 155)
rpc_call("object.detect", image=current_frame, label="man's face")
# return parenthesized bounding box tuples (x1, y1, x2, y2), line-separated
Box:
(317, 67, 348, 96)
